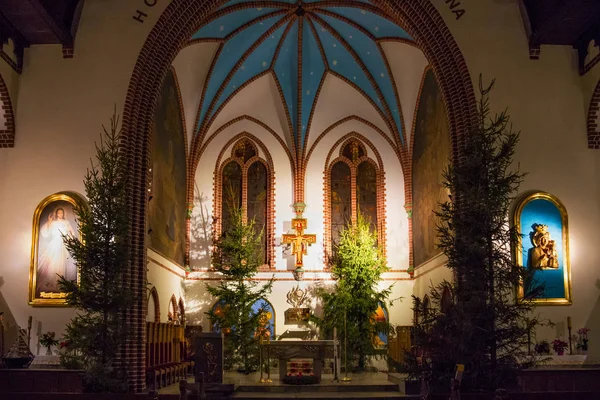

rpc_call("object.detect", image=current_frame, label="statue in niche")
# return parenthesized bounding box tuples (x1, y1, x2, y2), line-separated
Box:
(529, 224, 559, 269)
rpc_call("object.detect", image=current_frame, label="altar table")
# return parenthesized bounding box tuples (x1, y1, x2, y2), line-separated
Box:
(261, 340, 336, 383)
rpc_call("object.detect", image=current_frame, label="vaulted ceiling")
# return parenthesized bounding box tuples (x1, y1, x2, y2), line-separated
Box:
(186, 0, 419, 159)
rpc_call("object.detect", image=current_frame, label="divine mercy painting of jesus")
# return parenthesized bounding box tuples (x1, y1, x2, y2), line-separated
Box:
(29, 193, 82, 306)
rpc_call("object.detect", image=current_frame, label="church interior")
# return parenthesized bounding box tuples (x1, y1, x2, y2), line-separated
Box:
(1, 0, 600, 395)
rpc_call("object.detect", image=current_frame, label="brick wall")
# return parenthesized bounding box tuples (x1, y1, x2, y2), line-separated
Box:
(121, 0, 476, 392)
(588, 79, 600, 149)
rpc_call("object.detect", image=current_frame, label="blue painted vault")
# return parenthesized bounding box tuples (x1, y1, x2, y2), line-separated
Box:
(191, 0, 413, 153)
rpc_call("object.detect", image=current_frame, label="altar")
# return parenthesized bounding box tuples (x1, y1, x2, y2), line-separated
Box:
(261, 340, 337, 383)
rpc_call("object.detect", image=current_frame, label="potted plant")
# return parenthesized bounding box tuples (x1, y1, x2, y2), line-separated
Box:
(576, 328, 590, 354)
(552, 339, 568, 356)
(39, 331, 59, 356)
(534, 340, 550, 355)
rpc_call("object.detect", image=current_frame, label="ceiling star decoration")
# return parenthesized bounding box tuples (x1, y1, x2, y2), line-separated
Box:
(191, 0, 412, 154)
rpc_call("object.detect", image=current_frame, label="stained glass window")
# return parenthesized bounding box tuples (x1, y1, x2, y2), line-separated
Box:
(357, 161, 378, 232)
(247, 161, 267, 263)
(221, 161, 242, 233)
(329, 139, 381, 256)
(330, 161, 351, 246)
(219, 139, 270, 265)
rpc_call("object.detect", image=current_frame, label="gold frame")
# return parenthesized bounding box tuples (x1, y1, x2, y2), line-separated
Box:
(29, 192, 85, 307)
(513, 191, 572, 305)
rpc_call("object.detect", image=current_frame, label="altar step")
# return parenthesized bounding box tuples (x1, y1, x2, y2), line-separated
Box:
(232, 393, 415, 399)
(232, 383, 416, 399)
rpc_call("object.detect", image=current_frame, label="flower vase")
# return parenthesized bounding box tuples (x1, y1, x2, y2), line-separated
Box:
(45, 347, 53, 356)
(557, 349, 564, 356)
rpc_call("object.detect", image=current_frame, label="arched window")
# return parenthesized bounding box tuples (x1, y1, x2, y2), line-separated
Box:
(217, 138, 271, 266)
(326, 138, 384, 258)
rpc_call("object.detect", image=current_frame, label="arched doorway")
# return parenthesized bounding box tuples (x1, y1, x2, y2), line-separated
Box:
(121, 0, 476, 391)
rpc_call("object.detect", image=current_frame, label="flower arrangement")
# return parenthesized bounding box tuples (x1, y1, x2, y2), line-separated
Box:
(576, 327, 590, 352)
(39, 331, 59, 356)
(39, 331, 58, 350)
(552, 339, 568, 355)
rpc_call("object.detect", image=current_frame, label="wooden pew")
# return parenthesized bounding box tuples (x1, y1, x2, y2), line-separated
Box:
(145, 322, 189, 390)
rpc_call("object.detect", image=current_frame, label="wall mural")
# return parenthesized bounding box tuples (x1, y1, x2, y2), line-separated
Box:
(29, 192, 84, 306)
(412, 69, 451, 267)
(513, 192, 571, 305)
(148, 69, 187, 266)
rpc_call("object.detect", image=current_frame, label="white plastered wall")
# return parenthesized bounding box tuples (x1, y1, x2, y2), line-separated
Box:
(428, 1, 600, 361)
(0, 0, 171, 351)
(147, 249, 186, 323)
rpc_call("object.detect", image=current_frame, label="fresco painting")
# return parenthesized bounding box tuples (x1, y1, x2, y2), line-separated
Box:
(412, 69, 451, 267)
(148, 69, 187, 266)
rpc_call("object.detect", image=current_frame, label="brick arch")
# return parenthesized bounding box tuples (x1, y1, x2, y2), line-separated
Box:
(168, 294, 178, 323)
(588, 79, 600, 149)
(178, 297, 185, 324)
(121, 0, 476, 391)
(213, 133, 276, 269)
(323, 133, 387, 266)
(0, 73, 15, 148)
(147, 287, 160, 323)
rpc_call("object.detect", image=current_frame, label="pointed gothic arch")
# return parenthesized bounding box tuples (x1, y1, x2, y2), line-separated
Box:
(323, 133, 386, 265)
(147, 287, 161, 323)
(178, 297, 186, 325)
(121, 0, 476, 391)
(168, 294, 179, 324)
(214, 134, 276, 269)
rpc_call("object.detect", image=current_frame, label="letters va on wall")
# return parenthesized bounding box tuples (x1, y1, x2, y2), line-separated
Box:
(513, 192, 572, 305)
(147, 69, 187, 266)
(411, 69, 451, 267)
(29, 192, 84, 306)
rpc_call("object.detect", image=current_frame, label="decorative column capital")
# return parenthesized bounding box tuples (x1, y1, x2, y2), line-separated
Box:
(292, 202, 306, 217)
(404, 203, 413, 219)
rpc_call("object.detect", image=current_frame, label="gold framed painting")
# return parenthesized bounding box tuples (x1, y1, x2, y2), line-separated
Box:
(29, 192, 84, 306)
(513, 191, 572, 305)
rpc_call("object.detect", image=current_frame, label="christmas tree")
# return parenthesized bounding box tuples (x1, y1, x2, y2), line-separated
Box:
(59, 110, 132, 392)
(205, 196, 273, 373)
(408, 77, 543, 392)
(312, 213, 391, 370)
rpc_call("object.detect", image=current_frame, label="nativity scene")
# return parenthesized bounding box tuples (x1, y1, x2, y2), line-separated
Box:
(0, 0, 599, 398)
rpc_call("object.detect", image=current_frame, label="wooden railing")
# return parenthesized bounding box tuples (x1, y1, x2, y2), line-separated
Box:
(146, 322, 191, 389)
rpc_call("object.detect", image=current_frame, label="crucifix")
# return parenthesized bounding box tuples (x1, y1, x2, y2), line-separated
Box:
(282, 203, 316, 280)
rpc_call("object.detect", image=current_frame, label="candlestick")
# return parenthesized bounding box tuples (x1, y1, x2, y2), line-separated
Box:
(27, 316, 32, 350)
(567, 317, 573, 355)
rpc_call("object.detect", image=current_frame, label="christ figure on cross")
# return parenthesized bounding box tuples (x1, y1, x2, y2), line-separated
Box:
(282, 218, 316, 268)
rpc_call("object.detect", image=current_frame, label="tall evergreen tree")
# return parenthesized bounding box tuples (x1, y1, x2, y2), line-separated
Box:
(205, 198, 273, 373)
(58, 110, 132, 392)
(312, 213, 392, 370)
(407, 77, 543, 392)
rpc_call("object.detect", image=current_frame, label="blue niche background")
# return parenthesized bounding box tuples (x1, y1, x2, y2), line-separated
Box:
(211, 298, 275, 338)
(520, 198, 565, 300)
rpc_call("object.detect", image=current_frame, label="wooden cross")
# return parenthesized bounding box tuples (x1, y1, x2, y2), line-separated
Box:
(282, 218, 316, 268)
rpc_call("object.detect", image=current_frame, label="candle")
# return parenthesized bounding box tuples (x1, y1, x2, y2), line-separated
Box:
(567, 316, 572, 329)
